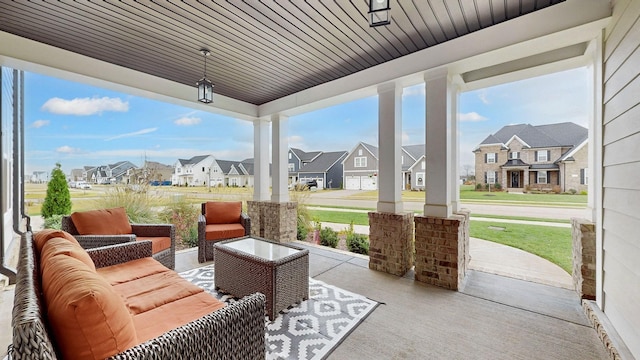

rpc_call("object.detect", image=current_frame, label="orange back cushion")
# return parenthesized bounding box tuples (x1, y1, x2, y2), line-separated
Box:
(71, 207, 132, 235)
(42, 254, 138, 360)
(41, 237, 96, 272)
(34, 229, 80, 255)
(205, 201, 241, 225)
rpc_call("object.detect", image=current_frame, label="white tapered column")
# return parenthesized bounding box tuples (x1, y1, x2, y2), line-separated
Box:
(424, 69, 453, 218)
(253, 118, 270, 201)
(271, 114, 289, 203)
(377, 82, 403, 214)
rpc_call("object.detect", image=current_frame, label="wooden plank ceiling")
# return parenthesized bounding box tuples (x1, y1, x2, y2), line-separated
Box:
(0, 0, 563, 105)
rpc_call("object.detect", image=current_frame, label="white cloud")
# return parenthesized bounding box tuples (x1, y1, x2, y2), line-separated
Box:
(174, 116, 201, 126)
(105, 127, 158, 141)
(42, 96, 129, 115)
(31, 120, 50, 128)
(459, 112, 488, 122)
(288, 135, 305, 148)
(402, 131, 410, 142)
(478, 90, 490, 104)
(56, 145, 82, 154)
(403, 84, 425, 97)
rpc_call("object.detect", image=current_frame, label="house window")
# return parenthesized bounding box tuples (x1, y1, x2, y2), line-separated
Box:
(509, 151, 519, 159)
(358, 149, 363, 156)
(288, 163, 295, 172)
(581, 168, 588, 185)
(486, 171, 496, 184)
(288, 152, 292, 159)
(416, 172, 425, 186)
(202, 167, 205, 172)
(486, 153, 496, 163)
(537, 171, 548, 184)
(421, 160, 425, 170)
(177, 168, 181, 173)
(355, 157, 367, 167)
(401, 155, 404, 165)
(536, 150, 549, 162)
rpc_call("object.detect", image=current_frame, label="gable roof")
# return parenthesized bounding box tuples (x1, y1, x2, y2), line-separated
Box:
(299, 151, 348, 173)
(290, 148, 322, 162)
(177, 155, 211, 166)
(402, 144, 425, 171)
(479, 122, 587, 149)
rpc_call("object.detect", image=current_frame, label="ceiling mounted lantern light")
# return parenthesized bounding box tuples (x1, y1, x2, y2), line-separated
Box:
(368, 0, 390, 27)
(196, 49, 214, 104)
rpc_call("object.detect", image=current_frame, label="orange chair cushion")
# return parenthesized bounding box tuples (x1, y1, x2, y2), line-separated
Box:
(133, 292, 225, 343)
(34, 229, 79, 254)
(71, 207, 133, 235)
(41, 254, 138, 360)
(97, 257, 168, 285)
(205, 201, 241, 225)
(205, 223, 246, 241)
(40, 237, 96, 272)
(112, 270, 204, 315)
(136, 236, 171, 254)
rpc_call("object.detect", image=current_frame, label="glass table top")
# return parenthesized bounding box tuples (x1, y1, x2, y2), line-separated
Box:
(222, 237, 302, 261)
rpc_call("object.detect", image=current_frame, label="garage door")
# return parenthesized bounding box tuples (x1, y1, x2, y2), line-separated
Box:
(316, 179, 324, 189)
(360, 176, 377, 190)
(345, 176, 360, 190)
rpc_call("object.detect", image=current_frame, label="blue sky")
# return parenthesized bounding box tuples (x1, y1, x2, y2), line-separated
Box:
(25, 67, 588, 176)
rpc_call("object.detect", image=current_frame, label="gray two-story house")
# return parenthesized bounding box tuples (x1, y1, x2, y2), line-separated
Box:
(289, 148, 346, 189)
(473, 122, 588, 192)
(342, 142, 379, 190)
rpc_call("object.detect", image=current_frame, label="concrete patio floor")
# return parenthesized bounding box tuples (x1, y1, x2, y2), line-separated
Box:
(175, 242, 606, 359)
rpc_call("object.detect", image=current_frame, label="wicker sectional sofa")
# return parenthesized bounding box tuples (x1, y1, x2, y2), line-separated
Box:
(11, 230, 266, 360)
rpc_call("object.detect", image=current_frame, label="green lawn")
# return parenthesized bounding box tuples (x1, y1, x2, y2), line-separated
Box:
(308, 209, 370, 226)
(470, 221, 572, 273)
(346, 186, 587, 207)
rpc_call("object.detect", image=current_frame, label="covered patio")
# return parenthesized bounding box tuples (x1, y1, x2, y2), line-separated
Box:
(1, 1, 638, 359)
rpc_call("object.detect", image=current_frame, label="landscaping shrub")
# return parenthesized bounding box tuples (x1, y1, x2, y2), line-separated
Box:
(493, 183, 502, 190)
(43, 214, 64, 230)
(580, 190, 588, 195)
(159, 199, 199, 248)
(96, 184, 159, 223)
(41, 163, 72, 219)
(476, 183, 483, 190)
(319, 227, 339, 248)
(569, 188, 577, 195)
(552, 185, 561, 194)
(347, 233, 369, 255)
(297, 220, 308, 241)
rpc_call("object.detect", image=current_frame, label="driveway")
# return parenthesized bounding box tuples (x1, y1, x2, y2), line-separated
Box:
(306, 190, 587, 220)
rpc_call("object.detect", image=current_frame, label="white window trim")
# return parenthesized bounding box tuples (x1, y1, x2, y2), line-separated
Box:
(537, 150, 548, 162)
(509, 151, 519, 159)
(288, 163, 295, 172)
(416, 172, 425, 186)
(487, 171, 496, 184)
(537, 170, 548, 184)
(354, 156, 367, 168)
(487, 153, 496, 164)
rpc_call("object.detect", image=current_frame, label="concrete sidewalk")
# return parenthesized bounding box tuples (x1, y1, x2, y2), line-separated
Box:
(320, 221, 573, 290)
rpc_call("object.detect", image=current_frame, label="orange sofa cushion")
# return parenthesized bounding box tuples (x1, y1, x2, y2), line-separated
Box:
(205, 201, 241, 225)
(205, 223, 246, 241)
(136, 236, 171, 254)
(41, 237, 96, 272)
(71, 207, 133, 235)
(97, 257, 168, 285)
(133, 292, 225, 343)
(41, 254, 138, 360)
(34, 229, 79, 254)
(112, 270, 204, 315)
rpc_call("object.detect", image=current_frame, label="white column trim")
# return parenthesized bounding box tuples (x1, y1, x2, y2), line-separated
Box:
(377, 82, 403, 213)
(271, 114, 289, 203)
(253, 118, 270, 201)
(424, 71, 453, 218)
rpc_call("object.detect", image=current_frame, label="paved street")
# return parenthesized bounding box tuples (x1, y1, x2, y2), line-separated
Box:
(306, 190, 588, 220)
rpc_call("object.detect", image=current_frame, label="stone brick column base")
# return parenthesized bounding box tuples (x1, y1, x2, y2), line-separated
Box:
(247, 201, 297, 243)
(368, 212, 414, 276)
(414, 211, 470, 290)
(571, 218, 596, 300)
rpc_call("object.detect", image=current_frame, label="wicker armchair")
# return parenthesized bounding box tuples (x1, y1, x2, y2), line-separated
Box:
(198, 201, 250, 263)
(61, 212, 176, 269)
(11, 231, 267, 360)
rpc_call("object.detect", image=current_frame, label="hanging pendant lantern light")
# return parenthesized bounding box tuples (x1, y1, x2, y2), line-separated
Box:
(369, 0, 391, 27)
(196, 49, 214, 104)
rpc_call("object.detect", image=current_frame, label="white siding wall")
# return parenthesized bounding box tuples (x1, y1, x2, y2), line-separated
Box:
(602, 0, 640, 357)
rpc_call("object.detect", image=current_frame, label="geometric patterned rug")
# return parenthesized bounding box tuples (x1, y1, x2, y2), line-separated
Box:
(179, 265, 379, 360)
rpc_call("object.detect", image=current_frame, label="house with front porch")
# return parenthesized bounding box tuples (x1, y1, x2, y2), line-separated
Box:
(297, 151, 348, 189)
(473, 122, 588, 193)
(172, 155, 217, 186)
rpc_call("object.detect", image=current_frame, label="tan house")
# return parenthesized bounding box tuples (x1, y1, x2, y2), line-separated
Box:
(474, 123, 588, 193)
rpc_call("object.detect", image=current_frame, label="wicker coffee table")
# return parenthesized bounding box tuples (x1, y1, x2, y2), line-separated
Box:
(213, 236, 309, 320)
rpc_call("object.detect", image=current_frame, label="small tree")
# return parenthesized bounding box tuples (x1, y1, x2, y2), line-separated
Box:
(41, 163, 72, 218)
